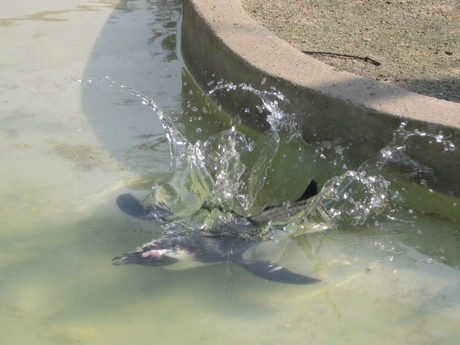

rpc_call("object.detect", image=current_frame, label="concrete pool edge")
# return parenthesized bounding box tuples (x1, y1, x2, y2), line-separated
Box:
(181, 0, 460, 195)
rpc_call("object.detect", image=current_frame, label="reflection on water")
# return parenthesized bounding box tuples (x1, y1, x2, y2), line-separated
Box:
(1, 0, 460, 344)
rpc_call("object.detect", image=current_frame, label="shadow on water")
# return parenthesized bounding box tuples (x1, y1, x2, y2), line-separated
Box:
(81, 0, 183, 174)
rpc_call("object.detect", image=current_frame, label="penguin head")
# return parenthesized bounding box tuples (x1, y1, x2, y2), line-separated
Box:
(113, 237, 182, 266)
(112, 236, 190, 267)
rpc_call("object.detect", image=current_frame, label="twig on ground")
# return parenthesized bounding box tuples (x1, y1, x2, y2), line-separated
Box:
(302, 51, 382, 66)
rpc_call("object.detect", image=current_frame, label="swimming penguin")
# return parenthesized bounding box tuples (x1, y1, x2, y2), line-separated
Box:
(113, 182, 320, 285)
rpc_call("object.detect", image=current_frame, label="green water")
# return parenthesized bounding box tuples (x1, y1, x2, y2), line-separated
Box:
(1, 1, 459, 344)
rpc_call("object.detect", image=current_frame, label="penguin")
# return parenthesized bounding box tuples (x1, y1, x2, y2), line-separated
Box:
(113, 182, 320, 285)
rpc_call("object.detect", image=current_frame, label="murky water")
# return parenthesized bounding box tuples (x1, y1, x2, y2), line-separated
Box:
(1, 1, 459, 344)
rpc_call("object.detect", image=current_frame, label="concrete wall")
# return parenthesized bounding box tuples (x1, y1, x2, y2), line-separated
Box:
(181, 0, 460, 196)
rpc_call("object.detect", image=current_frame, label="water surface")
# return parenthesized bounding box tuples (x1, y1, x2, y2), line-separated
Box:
(1, 1, 459, 344)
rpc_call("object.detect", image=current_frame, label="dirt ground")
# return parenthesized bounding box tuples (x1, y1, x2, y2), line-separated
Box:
(242, 0, 460, 103)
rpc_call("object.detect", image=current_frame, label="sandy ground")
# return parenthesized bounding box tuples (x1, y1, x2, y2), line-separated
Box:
(242, 0, 460, 103)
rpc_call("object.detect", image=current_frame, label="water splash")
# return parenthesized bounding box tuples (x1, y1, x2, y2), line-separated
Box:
(365, 122, 455, 179)
(209, 82, 300, 137)
(93, 77, 458, 237)
(159, 83, 457, 235)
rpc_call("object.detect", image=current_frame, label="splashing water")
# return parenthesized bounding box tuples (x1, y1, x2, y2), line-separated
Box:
(98, 77, 458, 239)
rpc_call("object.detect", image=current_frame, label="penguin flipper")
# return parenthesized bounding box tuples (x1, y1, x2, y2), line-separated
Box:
(236, 260, 320, 285)
(116, 193, 172, 221)
(116, 194, 148, 220)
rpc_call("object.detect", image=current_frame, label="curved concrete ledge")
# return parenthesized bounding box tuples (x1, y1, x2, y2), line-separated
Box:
(181, 0, 460, 196)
